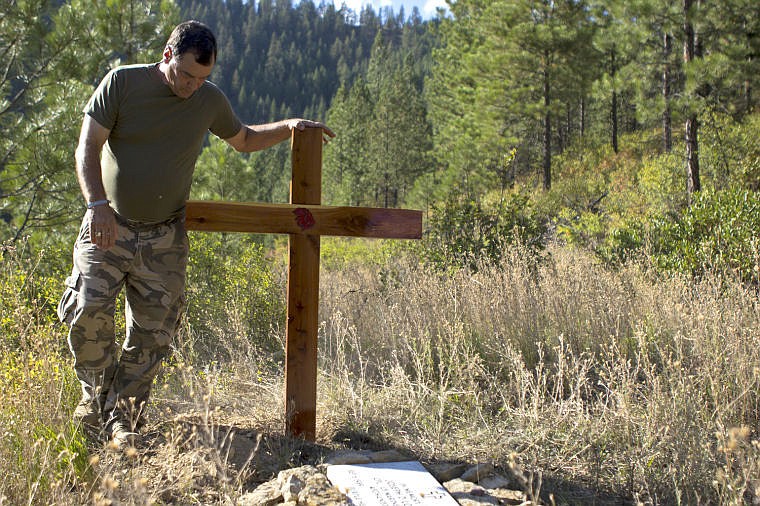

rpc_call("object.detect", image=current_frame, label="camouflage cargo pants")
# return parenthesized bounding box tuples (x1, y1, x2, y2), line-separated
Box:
(58, 211, 188, 424)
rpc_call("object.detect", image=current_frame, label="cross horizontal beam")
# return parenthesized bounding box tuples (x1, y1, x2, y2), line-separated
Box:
(185, 200, 422, 239)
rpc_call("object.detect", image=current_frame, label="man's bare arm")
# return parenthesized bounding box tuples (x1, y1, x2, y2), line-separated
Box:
(224, 119, 335, 153)
(75, 115, 110, 200)
(75, 114, 116, 249)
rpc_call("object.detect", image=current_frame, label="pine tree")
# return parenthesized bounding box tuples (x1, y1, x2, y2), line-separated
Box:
(367, 45, 433, 207)
(429, 0, 597, 194)
(0, 0, 179, 241)
(323, 81, 374, 206)
(683, 0, 701, 199)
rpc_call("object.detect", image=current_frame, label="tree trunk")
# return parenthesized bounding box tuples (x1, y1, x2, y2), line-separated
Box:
(684, 0, 701, 201)
(685, 117, 700, 196)
(580, 96, 586, 137)
(747, 29, 754, 114)
(543, 54, 552, 191)
(610, 48, 619, 154)
(663, 32, 672, 152)
(747, 79, 753, 115)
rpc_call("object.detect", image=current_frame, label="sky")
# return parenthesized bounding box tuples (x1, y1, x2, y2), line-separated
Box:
(331, 0, 449, 19)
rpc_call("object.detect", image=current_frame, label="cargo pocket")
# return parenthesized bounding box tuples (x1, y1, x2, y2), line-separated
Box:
(57, 272, 81, 325)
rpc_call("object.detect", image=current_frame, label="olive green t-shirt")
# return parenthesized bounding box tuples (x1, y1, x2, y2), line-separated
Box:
(85, 63, 243, 222)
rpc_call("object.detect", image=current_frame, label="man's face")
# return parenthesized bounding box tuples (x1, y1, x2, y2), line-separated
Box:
(164, 47, 213, 99)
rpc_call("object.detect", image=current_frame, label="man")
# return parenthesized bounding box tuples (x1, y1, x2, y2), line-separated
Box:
(57, 20, 334, 447)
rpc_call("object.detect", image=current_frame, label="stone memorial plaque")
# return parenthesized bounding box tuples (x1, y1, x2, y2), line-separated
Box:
(326, 460, 459, 505)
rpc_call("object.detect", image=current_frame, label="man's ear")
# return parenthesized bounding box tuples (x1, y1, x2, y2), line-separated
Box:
(163, 45, 173, 63)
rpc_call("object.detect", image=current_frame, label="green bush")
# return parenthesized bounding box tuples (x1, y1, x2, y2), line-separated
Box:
(598, 219, 645, 264)
(553, 151, 688, 266)
(420, 189, 546, 272)
(185, 233, 285, 360)
(320, 237, 400, 271)
(650, 188, 760, 283)
(557, 209, 645, 265)
(638, 153, 687, 217)
(701, 112, 760, 191)
(0, 242, 91, 504)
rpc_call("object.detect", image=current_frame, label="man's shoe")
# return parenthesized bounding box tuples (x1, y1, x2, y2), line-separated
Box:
(107, 418, 140, 449)
(72, 398, 102, 429)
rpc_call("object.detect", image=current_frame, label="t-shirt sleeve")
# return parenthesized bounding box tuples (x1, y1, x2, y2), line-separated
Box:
(209, 88, 243, 140)
(84, 68, 120, 130)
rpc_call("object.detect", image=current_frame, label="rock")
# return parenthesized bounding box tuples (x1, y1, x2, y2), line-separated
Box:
(489, 488, 528, 505)
(443, 480, 500, 505)
(280, 474, 305, 502)
(455, 495, 501, 506)
(477, 473, 512, 490)
(443, 478, 478, 494)
(427, 462, 468, 482)
(368, 449, 408, 463)
(239, 453, 512, 506)
(237, 480, 282, 506)
(460, 463, 494, 482)
(278, 465, 320, 483)
(325, 450, 373, 465)
(297, 472, 349, 505)
(239, 464, 348, 506)
(278, 465, 319, 501)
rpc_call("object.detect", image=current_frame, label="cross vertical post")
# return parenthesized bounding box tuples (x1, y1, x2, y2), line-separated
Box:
(285, 128, 322, 439)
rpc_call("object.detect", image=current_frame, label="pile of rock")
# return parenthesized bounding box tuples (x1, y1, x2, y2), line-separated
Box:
(237, 465, 345, 506)
(237, 449, 531, 506)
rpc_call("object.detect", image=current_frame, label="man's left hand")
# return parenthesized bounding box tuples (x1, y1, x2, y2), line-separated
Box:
(288, 119, 335, 143)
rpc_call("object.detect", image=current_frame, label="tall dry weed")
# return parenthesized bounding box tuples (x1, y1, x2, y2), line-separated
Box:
(318, 243, 760, 504)
(0, 243, 90, 505)
(4, 237, 760, 504)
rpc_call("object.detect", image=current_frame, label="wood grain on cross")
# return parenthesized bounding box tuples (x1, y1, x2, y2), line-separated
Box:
(185, 128, 422, 440)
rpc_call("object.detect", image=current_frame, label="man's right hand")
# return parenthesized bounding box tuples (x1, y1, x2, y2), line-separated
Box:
(88, 205, 117, 250)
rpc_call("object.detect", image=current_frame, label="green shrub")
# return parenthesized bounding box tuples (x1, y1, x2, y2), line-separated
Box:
(638, 152, 688, 217)
(185, 233, 285, 360)
(598, 219, 645, 264)
(0, 242, 91, 505)
(701, 112, 760, 191)
(650, 188, 760, 283)
(320, 237, 400, 271)
(558, 209, 645, 265)
(541, 140, 650, 263)
(420, 189, 546, 272)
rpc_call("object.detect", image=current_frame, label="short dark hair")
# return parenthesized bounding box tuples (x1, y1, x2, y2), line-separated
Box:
(166, 20, 217, 65)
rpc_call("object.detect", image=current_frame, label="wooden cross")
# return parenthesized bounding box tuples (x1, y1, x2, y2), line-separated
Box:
(185, 128, 422, 440)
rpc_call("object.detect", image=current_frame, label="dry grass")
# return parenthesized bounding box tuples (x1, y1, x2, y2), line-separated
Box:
(1, 241, 759, 504)
(317, 243, 760, 504)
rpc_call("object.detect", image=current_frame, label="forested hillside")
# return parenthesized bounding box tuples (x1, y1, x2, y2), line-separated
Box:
(0, 0, 437, 229)
(177, 0, 434, 122)
(4, 0, 756, 277)
(419, 0, 760, 283)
